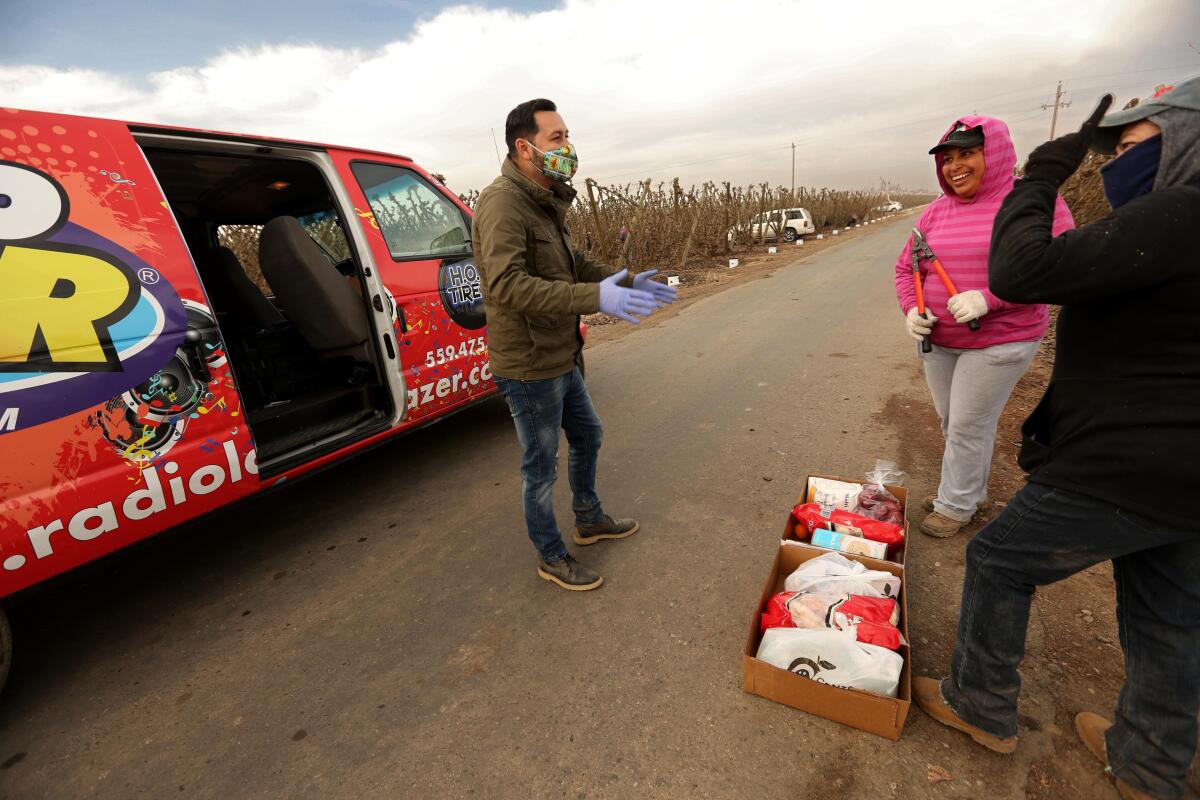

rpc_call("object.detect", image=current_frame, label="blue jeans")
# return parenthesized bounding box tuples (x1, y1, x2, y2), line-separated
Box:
(943, 482, 1200, 798)
(493, 368, 604, 563)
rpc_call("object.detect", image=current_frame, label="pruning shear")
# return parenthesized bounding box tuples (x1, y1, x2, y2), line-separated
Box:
(911, 227, 982, 333)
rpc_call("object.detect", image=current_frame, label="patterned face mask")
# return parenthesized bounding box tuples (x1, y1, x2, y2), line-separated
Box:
(523, 139, 579, 182)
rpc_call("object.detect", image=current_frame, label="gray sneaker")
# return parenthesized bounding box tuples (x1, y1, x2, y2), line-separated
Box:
(574, 514, 640, 546)
(537, 554, 603, 591)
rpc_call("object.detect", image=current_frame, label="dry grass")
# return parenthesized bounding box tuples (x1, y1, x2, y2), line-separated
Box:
(461, 179, 932, 271)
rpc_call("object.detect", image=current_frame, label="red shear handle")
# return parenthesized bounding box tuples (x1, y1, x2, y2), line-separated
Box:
(913, 258, 932, 353)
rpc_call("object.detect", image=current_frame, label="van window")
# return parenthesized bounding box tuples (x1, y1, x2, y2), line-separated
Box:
(768, 212, 781, 223)
(217, 213, 349, 294)
(351, 162, 471, 260)
(297, 210, 352, 262)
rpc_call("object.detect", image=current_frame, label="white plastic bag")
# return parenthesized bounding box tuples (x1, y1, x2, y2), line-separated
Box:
(783, 551, 901, 599)
(755, 628, 903, 697)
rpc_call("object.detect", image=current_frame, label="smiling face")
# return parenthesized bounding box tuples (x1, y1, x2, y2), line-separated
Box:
(941, 145, 986, 200)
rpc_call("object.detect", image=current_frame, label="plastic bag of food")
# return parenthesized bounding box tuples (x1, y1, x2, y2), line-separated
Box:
(761, 591, 899, 629)
(854, 460, 907, 523)
(783, 551, 901, 598)
(792, 503, 905, 549)
(755, 627, 904, 697)
(855, 485, 905, 524)
(805, 477, 864, 513)
(761, 592, 905, 649)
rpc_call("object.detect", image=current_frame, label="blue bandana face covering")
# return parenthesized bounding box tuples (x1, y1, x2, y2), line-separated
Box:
(1101, 133, 1162, 208)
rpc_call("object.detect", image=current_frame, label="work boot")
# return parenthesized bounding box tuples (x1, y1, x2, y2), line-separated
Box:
(1074, 712, 1154, 800)
(920, 511, 969, 538)
(922, 493, 989, 513)
(537, 554, 603, 591)
(913, 676, 1018, 753)
(573, 514, 640, 546)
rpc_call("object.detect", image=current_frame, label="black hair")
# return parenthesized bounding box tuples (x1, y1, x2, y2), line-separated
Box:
(505, 98, 557, 160)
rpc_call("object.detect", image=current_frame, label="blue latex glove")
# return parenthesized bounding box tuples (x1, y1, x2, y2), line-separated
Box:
(599, 269, 659, 324)
(631, 269, 677, 305)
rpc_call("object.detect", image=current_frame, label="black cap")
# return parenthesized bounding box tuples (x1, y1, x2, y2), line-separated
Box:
(929, 123, 984, 154)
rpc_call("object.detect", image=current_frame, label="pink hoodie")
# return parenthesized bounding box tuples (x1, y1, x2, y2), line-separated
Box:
(893, 115, 1075, 349)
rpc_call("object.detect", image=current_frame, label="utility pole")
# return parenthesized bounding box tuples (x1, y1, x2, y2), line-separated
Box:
(791, 142, 795, 203)
(490, 128, 503, 168)
(1042, 81, 1072, 139)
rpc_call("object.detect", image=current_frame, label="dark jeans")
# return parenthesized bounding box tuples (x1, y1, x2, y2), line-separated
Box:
(943, 482, 1200, 798)
(493, 368, 604, 563)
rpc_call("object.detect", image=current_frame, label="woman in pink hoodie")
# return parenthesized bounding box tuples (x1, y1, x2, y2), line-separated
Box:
(893, 116, 1074, 538)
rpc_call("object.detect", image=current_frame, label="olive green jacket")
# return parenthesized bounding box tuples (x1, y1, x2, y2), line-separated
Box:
(472, 159, 622, 381)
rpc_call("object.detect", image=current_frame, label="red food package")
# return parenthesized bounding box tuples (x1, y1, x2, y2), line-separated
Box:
(762, 592, 905, 650)
(761, 591, 799, 632)
(840, 594, 900, 627)
(791, 502, 905, 547)
(854, 620, 906, 650)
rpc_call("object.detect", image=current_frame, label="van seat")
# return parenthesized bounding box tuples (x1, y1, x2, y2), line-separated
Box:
(197, 246, 285, 333)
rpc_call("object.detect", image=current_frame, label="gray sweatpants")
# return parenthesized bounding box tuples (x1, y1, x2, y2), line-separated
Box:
(921, 340, 1040, 522)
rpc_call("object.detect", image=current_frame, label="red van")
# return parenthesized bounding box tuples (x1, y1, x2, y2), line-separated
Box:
(0, 107, 500, 689)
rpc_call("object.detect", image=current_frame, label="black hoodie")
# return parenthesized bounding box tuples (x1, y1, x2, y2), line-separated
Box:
(988, 108, 1200, 530)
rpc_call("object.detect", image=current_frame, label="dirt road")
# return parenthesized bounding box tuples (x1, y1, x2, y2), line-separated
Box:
(0, 214, 1173, 799)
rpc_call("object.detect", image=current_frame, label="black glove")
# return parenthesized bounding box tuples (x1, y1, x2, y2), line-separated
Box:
(1022, 94, 1114, 186)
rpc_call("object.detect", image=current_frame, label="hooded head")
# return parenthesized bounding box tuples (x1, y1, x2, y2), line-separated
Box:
(929, 115, 1017, 204)
(1091, 77, 1200, 190)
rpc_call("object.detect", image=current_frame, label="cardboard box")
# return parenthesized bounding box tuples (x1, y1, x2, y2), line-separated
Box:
(785, 473, 909, 565)
(743, 543, 912, 740)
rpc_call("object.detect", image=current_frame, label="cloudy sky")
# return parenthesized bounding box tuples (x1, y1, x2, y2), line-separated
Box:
(3, 0, 1198, 194)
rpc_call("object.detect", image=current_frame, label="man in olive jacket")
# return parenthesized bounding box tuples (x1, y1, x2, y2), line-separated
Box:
(472, 98, 676, 592)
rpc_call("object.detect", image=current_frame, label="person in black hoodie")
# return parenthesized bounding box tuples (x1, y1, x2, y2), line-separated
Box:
(913, 77, 1200, 800)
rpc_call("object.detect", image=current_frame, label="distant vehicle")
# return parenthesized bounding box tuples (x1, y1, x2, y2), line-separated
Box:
(728, 207, 816, 243)
(875, 200, 903, 213)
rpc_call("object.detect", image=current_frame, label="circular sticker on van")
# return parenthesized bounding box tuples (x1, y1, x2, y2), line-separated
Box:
(437, 258, 485, 330)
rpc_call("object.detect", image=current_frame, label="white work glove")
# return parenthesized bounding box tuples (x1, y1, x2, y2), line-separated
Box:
(947, 290, 989, 324)
(905, 308, 937, 342)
